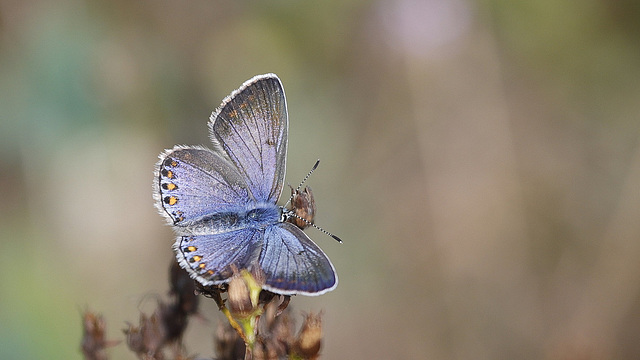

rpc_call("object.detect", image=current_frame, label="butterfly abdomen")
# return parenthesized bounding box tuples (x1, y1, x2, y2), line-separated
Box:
(184, 204, 281, 235)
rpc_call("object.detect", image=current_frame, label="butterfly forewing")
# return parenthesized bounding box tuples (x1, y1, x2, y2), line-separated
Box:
(209, 74, 288, 203)
(156, 146, 253, 227)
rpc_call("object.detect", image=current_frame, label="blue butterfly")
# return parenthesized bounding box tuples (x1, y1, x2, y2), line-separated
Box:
(154, 74, 337, 296)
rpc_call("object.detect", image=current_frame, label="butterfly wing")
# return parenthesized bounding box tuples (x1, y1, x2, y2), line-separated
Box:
(208, 74, 287, 203)
(155, 145, 253, 228)
(259, 222, 338, 296)
(175, 229, 263, 285)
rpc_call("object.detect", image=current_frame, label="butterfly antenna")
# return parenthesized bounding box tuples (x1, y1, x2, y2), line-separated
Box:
(284, 159, 320, 208)
(288, 212, 343, 243)
(313, 223, 343, 243)
(283, 159, 343, 243)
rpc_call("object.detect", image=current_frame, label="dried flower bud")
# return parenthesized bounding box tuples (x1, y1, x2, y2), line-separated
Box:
(123, 309, 167, 357)
(123, 322, 145, 355)
(146, 309, 168, 355)
(81, 310, 116, 360)
(293, 312, 324, 359)
(227, 274, 255, 317)
(169, 260, 199, 315)
(159, 301, 188, 343)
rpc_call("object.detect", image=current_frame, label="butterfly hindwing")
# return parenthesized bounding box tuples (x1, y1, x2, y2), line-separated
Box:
(259, 222, 337, 295)
(175, 228, 264, 285)
(209, 74, 288, 203)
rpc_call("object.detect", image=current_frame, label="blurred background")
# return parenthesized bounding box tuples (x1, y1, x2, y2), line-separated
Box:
(2, 0, 640, 359)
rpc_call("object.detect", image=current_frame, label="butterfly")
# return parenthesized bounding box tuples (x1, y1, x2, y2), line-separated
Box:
(154, 74, 338, 296)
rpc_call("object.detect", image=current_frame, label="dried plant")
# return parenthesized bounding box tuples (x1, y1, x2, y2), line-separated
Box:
(82, 261, 327, 360)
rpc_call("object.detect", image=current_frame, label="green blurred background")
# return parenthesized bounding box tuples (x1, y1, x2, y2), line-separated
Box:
(3, 0, 640, 359)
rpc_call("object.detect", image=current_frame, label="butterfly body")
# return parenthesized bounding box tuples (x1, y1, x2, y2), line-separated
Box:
(154, 74, 337, 296)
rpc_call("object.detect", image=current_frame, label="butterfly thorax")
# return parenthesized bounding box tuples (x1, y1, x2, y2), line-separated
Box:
(184, 203, 281, 235)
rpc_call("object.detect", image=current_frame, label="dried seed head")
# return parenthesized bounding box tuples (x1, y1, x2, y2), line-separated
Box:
(227, 274, 255, 317)
(293, 312, 324, 359)
(122, 309, 168, 357)
(169, 260, 199, 315)
(81, 310, 117, 360)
